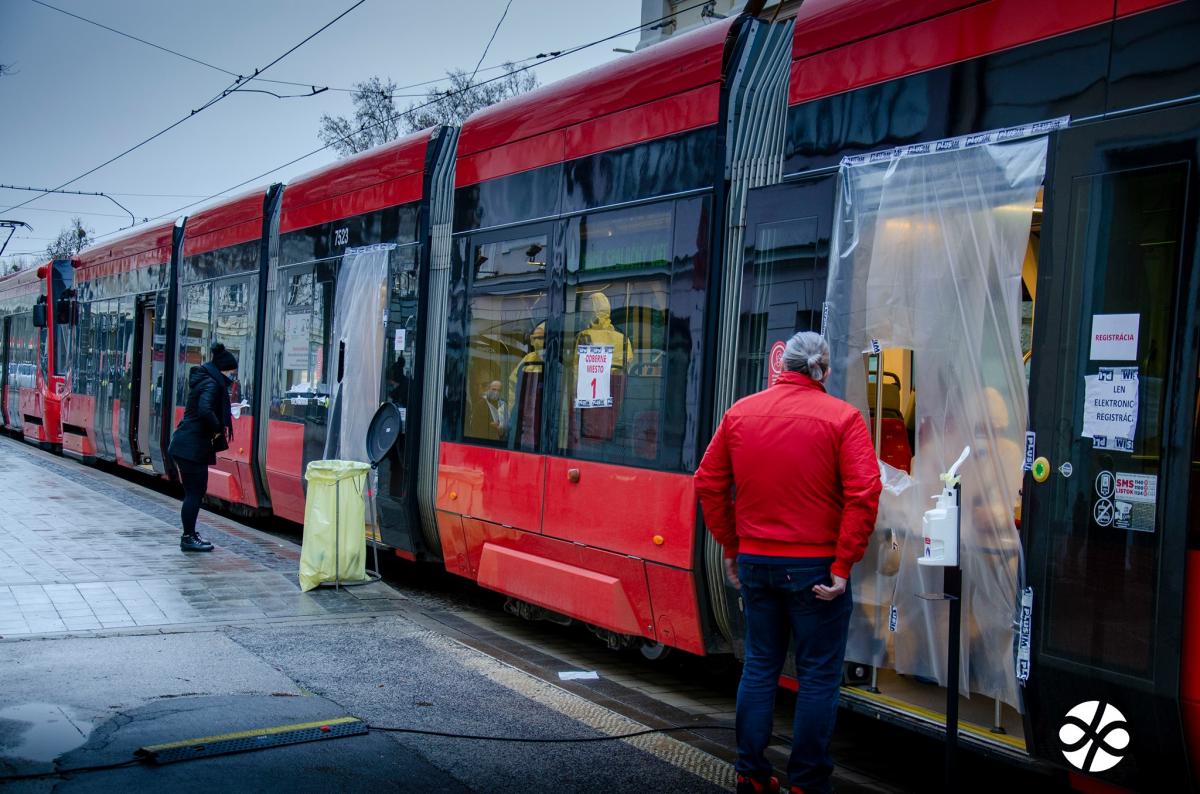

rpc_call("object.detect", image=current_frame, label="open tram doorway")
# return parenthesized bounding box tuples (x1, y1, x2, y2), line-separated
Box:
(128, 295, 155, 470)
(735, 127, 1055, 756)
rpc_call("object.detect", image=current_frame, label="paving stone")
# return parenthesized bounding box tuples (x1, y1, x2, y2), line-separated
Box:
(0, 439, 410, 638)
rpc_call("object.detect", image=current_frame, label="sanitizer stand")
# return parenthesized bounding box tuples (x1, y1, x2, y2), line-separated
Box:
(918, 446, 969, 793)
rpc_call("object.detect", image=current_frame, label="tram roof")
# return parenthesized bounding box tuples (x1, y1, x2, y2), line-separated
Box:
(0, 263, 45, 296)
(786, 0, 1122, 106)
(75, 221, 176, 276)
(280, 127, 435, 235)
(182, 187, 271, 258)
(455, 14, 737, 187)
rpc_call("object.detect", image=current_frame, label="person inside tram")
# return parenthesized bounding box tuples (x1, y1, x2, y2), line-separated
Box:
(507, 322, 546, 407)
(571, 291, 634, 442)
(479, 379, 508, 439)
(970, 386, 1025, 537)
(576, 291, 633, 369)
(507, 321, 545, 448)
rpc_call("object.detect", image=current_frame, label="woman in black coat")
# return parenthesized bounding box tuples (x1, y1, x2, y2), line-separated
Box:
(167, 343, 237, 551)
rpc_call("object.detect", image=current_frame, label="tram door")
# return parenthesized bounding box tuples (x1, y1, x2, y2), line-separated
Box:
(1, 315, 10, 428)
(128, 295, 155, 468)
(734, 175, 836, 398)
(376, 245, 421, 551)
(1023, 106, 1200, 788)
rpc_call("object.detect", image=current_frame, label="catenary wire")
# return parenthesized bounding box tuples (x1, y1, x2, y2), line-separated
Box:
(83, 0, 715, 245)
(26, 0, 533, 97)
(467, 0, 515, 86)
(0, 0, 369, 218)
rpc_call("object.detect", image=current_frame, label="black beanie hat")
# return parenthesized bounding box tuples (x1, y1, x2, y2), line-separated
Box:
(210, 343, 238, 372)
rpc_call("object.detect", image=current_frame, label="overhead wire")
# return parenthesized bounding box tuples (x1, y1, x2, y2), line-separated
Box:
(84, 0, 715, 245)
(25, 0, 530, 99)
(467, 0, 515, 86)
(0, 0, 369, 218)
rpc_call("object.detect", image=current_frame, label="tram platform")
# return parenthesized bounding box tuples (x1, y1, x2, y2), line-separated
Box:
(0, 437, 734, 792)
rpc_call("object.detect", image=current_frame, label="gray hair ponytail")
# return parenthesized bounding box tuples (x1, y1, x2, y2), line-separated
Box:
(782, 331, 830, 382)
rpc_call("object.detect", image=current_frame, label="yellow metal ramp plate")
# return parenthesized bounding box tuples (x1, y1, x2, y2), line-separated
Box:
(135, 716, 367, 764)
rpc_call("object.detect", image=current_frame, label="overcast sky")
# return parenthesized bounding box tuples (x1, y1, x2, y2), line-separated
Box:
(0, 0, 645, 262)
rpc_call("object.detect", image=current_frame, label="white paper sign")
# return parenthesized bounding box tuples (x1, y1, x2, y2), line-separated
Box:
(394, 328, 406, 352)
(1089, 314, 1139, 360)
(283, 313, 312, 370)
(575, 345, 613, 409)
(1082, 367, 1138, 446)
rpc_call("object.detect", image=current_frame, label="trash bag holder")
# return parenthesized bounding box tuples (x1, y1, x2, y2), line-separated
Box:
(300, 460, 381, 591)
(317, 471, 381, 591)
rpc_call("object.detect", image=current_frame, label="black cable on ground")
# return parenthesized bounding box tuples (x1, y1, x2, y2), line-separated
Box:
(0, 722, 736, 782)
(367, 722, 734, 743)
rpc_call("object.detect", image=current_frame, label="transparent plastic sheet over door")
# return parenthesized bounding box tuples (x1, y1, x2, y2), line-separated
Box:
(323, 245, 391, 534)
(825, 133, 1048, 709)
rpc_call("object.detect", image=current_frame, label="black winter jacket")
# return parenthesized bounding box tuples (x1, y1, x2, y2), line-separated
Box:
(168, 363, 233, 465)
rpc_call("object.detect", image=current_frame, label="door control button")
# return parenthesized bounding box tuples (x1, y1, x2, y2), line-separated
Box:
(1031, 457, 1050, 483)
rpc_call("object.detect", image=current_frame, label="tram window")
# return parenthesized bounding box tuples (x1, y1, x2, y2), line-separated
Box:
(1189, 363, 1200, 548)
(473, 235, 548, 281)
(272, 269, 331, 421)
(213, 279, 256, 416)
(462, 292, 547, 449)
(177, 283, 211, 406)
(556, 203, 673, 467)
(736, 217, 821, 397)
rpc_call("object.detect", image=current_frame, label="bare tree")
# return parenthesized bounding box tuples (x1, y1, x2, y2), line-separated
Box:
(6, 257, 34, 273)
(0, 63, 14, 77)
(317, 76, 402, 157)
(45, 217, 93, 260)
(399, 65, 538, 134)
(317, 65, 538, 158)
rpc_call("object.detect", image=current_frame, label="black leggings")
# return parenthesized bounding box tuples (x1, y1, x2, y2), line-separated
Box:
(176, 459, 209, 536)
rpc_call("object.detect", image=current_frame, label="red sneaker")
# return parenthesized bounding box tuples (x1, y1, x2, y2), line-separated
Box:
(735, 774, 780, 794)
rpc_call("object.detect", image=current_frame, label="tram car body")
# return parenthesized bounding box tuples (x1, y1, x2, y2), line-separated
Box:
(3, 1, 1200, 790)
(0, 260, 72, 448)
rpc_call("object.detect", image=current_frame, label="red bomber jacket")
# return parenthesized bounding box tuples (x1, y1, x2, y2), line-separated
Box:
(694, 370, 882, 579)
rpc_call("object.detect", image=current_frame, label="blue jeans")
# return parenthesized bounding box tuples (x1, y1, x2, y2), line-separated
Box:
(736, 557, 851, 794)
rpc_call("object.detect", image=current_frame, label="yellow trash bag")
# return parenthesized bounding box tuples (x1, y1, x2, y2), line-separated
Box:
(299, 460, 371, 592)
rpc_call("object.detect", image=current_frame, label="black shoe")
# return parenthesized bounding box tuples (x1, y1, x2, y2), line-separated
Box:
(180, 533, 214, 552)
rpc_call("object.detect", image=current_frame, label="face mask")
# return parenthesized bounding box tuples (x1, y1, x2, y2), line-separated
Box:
(485, 391, 499, 404)
(530, 335, 544, 353)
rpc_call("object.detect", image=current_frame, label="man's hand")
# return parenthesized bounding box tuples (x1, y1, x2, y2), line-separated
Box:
(724, 558, 741, 590)
(813, 574, 847, 601)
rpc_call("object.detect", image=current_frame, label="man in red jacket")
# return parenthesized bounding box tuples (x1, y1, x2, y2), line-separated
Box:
(695, 331, 881, 794)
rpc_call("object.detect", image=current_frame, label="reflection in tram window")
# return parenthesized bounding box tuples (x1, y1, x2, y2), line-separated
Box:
(560, 203, 671, 466)
(737, 217, 822, 397)
(272, 270, 331, 421)
(463, 292, 547, 449)
(1190, 363, 1199, 548)
(177, 284, 211, 405)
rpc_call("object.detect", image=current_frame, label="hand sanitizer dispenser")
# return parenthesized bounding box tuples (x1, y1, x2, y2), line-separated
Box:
(919, 447, 970, 568)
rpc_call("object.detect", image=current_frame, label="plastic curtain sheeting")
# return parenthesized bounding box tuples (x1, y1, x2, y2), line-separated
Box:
(323, 245, 391, 535)
(825, 133, 1048, 709)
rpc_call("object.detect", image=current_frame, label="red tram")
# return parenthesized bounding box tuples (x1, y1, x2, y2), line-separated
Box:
(2, 1, 1199, 789)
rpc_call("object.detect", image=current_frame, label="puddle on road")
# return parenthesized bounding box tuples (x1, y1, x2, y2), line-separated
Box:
(0, 702, 93, 762)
